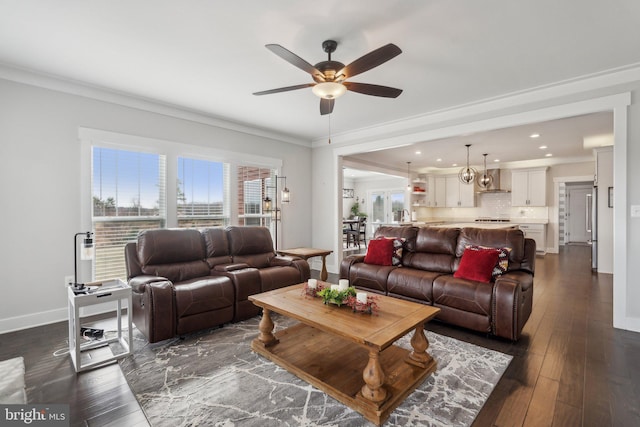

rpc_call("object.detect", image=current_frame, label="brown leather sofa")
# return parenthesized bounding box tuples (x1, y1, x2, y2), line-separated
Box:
(340, 226, 535, 340)
(125, 226, 310, 343)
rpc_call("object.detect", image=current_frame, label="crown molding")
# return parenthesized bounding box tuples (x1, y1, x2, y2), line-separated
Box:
(317, 63, 640, 148)
(0, 62, 310, 147)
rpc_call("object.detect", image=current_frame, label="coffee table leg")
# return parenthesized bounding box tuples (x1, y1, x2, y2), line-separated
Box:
(257, 309, 279, 347)
(320, 255, 328, 281)
(406, 323, 434, 369)
(360, 349, 387, 404)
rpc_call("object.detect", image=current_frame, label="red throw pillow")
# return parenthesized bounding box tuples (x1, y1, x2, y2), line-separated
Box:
(454, 248, 500, 283)
(364, 238, 394, 266)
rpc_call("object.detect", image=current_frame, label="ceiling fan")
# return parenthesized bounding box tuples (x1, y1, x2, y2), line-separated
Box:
(253, 40, 403, 115)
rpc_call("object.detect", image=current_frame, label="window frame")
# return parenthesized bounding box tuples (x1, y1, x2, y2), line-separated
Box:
(80, 127, 282, 282)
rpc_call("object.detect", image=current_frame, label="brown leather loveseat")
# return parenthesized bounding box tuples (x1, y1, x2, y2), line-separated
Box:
(125, 226, 310, 343)
(340, 226, 535, 340)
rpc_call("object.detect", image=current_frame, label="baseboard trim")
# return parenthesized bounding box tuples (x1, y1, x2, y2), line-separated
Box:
(0, 308, 68, 334)
(0, 302, 117, 334)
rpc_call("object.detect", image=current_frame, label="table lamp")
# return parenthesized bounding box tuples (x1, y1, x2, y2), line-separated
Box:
(73, 231, 94, 290)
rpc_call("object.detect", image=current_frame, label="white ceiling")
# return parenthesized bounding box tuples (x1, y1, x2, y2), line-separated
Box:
(1, 1, 638, 168)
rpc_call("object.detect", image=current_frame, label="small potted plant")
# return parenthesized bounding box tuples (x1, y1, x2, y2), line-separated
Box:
(316, 286, 356, 306)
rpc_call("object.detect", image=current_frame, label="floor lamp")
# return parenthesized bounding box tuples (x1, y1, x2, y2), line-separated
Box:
(263, 175, 289, 250)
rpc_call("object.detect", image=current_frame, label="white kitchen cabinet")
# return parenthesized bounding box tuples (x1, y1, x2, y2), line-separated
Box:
(427, 176, 446, 207)
(511, 168, 547, 206)
(445, 175, 475, 207)
(519, 223, 546, 254)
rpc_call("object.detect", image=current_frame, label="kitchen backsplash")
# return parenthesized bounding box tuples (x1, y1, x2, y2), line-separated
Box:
(415, 192, 549, 221)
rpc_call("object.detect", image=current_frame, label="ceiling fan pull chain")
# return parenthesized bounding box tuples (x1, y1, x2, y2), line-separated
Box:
(328, 113, 332, 144)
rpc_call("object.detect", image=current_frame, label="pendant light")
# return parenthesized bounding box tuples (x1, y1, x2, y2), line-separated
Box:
(477, 153, 493, 189)
(458, 144, 478, 185)
(406, 161, 412, 190)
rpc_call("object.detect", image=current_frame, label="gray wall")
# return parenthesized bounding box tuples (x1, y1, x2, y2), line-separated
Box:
(0, 79, 312, 332)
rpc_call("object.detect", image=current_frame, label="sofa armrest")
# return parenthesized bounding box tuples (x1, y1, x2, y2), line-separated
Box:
(339, 255, 365, 278)
(269, 255, 297, 267)
(213, 263, 250, 272)
(290, 258, 311, 281)
(128, 275, 169, 293)
(492, 272, 533, 341)
(128, 278, 176, 343)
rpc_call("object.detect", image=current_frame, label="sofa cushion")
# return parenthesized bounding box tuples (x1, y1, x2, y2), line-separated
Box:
(226, 226, 274, 268)
(373, 226, 419, 253)
(376, 236, 405, 266)
(457, 228, 525, 269)
(402, 227, 460, 273)
(347, 262, 396, 294)
(138, 228, 206, 265)
(201, 227, 232, 267)
(467, 245, 511, 278)
(433, 274, 493, 317)
(454, 248, 499, 283)
(387, 268, 442, 304)
(364, 238, 394, 266)
(173, 276, 234, 318)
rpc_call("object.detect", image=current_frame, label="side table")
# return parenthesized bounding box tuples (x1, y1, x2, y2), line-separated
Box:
(67, 279, 133, 372)
(277, 247, 333, 281)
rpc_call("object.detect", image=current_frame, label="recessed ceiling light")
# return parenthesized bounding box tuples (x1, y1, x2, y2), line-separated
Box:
(415, 151, 422, 155)
(452, 163, 458, 167)
(493, 159, 500, 162)
(539, 145, 547, 150)
(530, 133, 540, 138)
(436, 158, 442, 162)
(545, 153, 553, 157)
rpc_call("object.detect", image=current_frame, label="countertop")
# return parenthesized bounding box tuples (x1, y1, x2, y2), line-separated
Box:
(374, 218, 549, 228)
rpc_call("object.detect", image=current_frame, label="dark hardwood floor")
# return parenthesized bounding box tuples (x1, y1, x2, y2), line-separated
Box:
(1, 245, 638, 426)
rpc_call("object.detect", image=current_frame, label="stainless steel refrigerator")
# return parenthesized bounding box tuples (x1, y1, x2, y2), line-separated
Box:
(587, 186, 597, 271)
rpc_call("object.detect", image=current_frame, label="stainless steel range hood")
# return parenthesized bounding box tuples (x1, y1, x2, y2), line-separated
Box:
(477, 169, 510, 193)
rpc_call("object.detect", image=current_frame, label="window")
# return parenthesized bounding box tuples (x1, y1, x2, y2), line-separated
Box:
(177, 157, 230, 228)
(237, 166, 275, 226)
(92, 147, 166, 281)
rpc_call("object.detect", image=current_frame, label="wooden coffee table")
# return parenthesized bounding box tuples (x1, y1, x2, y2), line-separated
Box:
(249, 283, 440, 425)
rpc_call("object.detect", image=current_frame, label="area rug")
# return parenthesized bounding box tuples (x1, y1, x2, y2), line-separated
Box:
(0, 356, 27, 404)
(120, 315, 511, 426)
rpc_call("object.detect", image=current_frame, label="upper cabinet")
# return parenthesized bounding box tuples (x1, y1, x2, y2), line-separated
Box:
(511, 167, 548, 206)
(425, 175, 446, 207)
(445, 175, 476, 207)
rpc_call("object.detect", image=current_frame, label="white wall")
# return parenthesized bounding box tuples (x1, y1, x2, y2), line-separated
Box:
(0, 79, 312, 333)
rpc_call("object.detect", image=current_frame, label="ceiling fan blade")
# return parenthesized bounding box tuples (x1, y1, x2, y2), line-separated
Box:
(265, 44, 323, 77)
(339, 43, 402, 78)
(344, 82, 402, 98)
(253, 83, 315, 96)
(320, 98, 335, 115)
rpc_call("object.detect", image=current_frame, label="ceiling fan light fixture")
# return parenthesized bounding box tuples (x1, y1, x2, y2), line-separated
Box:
(312, 82, 347, 99)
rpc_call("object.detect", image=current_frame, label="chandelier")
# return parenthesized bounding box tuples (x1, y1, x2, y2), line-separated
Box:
(458, 144, 478, 185)
(477, 153, 493, 189)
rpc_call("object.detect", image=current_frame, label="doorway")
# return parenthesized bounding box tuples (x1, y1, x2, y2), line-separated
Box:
(565, 182, 593, 244)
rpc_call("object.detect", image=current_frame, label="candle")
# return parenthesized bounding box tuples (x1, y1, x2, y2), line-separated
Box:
(331, 284, 339, 291)
(338, 279, 349, 291)
(308, 279, 317, 289)
(357, 292, 368, 304)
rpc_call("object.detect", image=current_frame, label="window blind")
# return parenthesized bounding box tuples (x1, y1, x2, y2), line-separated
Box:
(92, 147, 166, 281)
(177, 157, 230, 228)
(237, 166, 274, 226)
